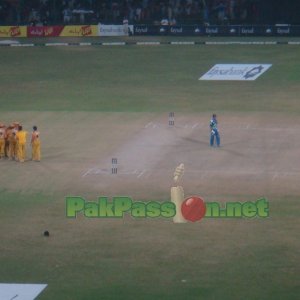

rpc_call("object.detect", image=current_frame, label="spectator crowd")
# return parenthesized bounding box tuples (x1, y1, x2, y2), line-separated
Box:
(0, 0, 293, 26)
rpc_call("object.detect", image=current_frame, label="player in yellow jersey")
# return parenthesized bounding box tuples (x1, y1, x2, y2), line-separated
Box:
(12, 122, 20, 161)
(5, 124, 14, 160)
(0, 123, 5, 159)
(16, 125, 27, 163)
(4, 124, 10, 158)
(31, 126, 41, 162)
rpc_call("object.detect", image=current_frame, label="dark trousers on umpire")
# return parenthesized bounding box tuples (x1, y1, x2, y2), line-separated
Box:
(210, 129, 220, 147)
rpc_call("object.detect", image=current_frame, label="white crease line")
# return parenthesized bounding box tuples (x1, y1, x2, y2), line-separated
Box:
(137, 169, 147, 178)
(82, 167, 98, 177)
(83, 168, 140, 177)
(145, 122, 153, 128)
(192, 123, 199, 129)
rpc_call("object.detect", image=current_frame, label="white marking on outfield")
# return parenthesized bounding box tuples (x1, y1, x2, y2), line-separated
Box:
(192, 123, 199, 129)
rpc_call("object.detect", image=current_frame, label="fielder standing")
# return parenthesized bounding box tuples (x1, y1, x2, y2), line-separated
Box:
(16, 125, 27, 163)
(0, 123, 5, 159)
(12, 122, 20, 160)
(31, 126, 41, 162)
(210, 114, 221, 147)
(6, 124, 14, 160)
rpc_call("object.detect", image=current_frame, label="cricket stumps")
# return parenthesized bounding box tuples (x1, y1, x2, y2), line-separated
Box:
(169, 112, 175, 126)
(112, 158, 118, 174)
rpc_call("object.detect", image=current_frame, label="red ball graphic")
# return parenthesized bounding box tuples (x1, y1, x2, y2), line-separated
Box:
(181, 196, 206, 222)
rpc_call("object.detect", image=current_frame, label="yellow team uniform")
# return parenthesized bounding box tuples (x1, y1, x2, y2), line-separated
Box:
(0, 127, 5, 158)
(10, 129, 18, 160)
(6, 127, 14, 159)
(4, 128, 9, 157)
(12, 123, 20, 160)
(31, 131, 41, 161)
(16, 130, 27, 162)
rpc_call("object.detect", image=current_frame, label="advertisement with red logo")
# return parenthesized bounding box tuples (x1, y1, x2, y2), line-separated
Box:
(60, 25, 97, 36)
(0, 26, 27, 37)
(27, 26, 64, 37)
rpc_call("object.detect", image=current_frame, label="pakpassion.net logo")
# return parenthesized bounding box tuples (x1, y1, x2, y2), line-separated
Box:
(66, 196, 269, 222)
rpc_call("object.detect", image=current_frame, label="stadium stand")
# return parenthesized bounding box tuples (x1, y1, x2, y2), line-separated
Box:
(0, 0, 299, 26)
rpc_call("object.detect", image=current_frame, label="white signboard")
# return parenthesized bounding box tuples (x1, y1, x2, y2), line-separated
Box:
(199, 64, 272, 81)
(0, 283, 47, 300)
(98, 24, 133, 36)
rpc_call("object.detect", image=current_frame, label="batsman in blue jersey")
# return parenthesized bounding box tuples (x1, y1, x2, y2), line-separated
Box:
(210, 114, 220, 147)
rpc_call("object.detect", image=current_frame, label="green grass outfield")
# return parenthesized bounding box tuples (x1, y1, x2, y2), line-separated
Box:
(0, 37, 300, 299)
(0, 38, 300, 113)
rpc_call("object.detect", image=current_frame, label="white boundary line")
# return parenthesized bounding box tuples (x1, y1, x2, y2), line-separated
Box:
(3, 41, 300, 48)
(45, 42, 68, 46)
